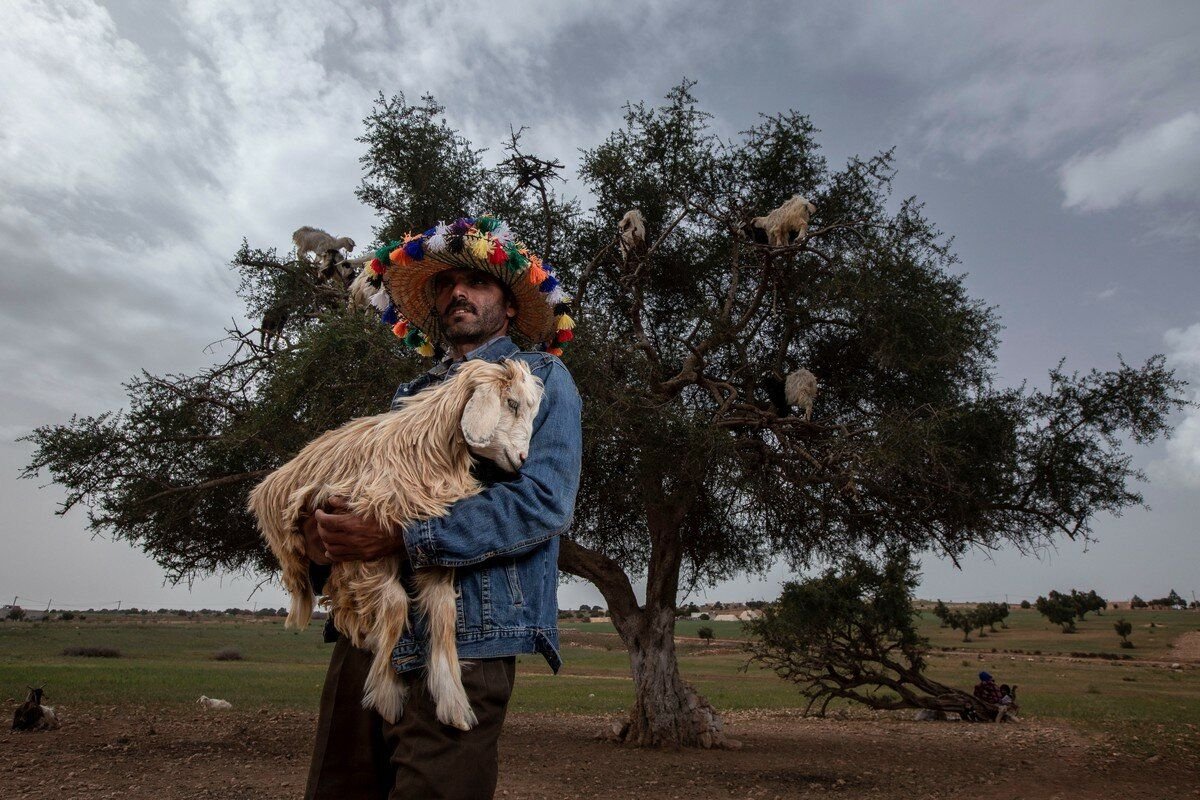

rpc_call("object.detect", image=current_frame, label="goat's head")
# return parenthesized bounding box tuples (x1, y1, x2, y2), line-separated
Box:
(458, 359, 544, 474)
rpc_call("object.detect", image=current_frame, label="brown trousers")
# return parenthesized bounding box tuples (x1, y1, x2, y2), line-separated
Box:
(304, 638, 516, 800)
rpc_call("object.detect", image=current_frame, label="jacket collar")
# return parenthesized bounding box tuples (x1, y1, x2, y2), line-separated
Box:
(428, 335, 521, 379)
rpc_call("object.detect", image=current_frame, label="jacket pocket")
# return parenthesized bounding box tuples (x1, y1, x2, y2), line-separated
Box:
(504, 559, 525, 607)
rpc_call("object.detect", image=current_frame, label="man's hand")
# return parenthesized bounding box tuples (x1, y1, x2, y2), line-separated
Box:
(312, 495, 409, 563)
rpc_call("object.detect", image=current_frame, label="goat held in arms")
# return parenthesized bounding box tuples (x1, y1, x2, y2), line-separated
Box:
(249, 359, 544, 730)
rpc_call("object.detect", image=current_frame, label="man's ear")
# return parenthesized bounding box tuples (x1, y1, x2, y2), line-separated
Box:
(461, 383, 502, 447)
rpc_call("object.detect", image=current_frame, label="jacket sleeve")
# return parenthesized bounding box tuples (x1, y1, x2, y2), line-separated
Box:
(401, 360, 582, 568)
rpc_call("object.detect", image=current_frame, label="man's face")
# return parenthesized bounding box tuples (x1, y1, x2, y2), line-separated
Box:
(432, 268, 515, 346)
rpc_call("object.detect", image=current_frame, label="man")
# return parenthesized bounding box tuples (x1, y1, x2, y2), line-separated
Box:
(301, 220, 582, 799)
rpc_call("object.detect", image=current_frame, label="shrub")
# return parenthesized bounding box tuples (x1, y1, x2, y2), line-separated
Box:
(1019, 599, 1032, 609)
(61, 646, 121, 658)
(6, 607, 25, 621)
(59, 611, 75, 621)
(213, 648, 244, 661)
(1120, 640, 1135, 649)
(696, 626, 715, 646)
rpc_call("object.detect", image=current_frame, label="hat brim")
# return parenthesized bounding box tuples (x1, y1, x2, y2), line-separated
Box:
(386, 251, 556, 346)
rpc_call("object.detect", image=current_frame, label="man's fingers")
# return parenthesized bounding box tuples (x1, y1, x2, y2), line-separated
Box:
(324, 495, 350, 512)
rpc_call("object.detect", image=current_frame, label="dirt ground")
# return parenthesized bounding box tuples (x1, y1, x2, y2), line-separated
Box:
(4, 705, 1198, 800)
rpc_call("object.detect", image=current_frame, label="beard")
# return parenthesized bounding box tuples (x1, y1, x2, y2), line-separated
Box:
(440, 299, 510, 346)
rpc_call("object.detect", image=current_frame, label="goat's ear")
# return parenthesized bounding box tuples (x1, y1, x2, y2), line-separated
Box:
(461, 382, 503, 447)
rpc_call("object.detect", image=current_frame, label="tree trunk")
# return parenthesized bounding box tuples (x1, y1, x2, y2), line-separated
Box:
(620, 605, 730, 748)
(558, 538, 735, 749)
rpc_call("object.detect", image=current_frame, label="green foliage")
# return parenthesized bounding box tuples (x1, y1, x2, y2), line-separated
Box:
(1114, 618, 1133, 647)
(1147, 589, 1185, 608)
(696, 626, 715, 645)
(1020, 599, 1032, 610)
(747, 556, 984, 714)
(1130, 595, 1148, 609)
(1036, 592, 1078, 633)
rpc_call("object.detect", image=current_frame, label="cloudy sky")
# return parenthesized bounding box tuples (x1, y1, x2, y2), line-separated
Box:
(2, 0, 1198, 613)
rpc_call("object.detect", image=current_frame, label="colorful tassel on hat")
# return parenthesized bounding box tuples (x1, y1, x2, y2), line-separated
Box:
(469, 234, 492, 260)
(403, 238, 425, 262)
(369, 288, 390, 312)
(381, 303, 399, 325)
(556, 328, 574, 342)
(528, 261, 548, 286)
(556, 313, 575, 330)
(392, 319, 408, 338)
(403, 328, 423, 348)
(539, 274, 558, 292)
(427, 223, 449, 253)
(491, 221, 513, 245)
(475, 215, 499, 234)
(390, 246, 412, 266)
(547, 347, 564, 357)
(488, 239, 508, 266)
(416, 341, 435, 358)
(370, 257, 385, 275)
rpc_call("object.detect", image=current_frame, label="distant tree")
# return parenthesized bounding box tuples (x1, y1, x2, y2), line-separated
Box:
(946, 610, 975, 642)
(1114, 618, 1133, 648)
(746, 556, 998, 718)
(933, 600, 951, 628)
(1036, 592, 1077, 632)
(6, 607, 25, 621)
(699, 613, 710, 621)
(1070, 589, 1106, 620)
(1148, 589, 1185, 608)
(1130, 595, 1148, 609)
(697, 626, 715, 646)
(1019, 599, 1031, 609)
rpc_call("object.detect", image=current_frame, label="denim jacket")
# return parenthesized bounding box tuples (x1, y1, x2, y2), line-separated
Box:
(381, 336, 582, 674)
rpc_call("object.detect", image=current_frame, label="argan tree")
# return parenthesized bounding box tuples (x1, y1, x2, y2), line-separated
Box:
(747, 556, 998, 718)
(23, 83, 1187, 748)
(1036, 592, 1078, 633)
(1114, 618, 1133, 648)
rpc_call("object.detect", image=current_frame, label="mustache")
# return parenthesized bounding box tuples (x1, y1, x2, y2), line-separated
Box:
(444, 300, 477, 315)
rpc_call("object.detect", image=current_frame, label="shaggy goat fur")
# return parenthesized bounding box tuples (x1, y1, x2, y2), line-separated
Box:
(292, 226, 355, 261)
(785, 368, 818, 421)
(248, 359, 544, 729)
(197, 695, 233, 710)
(618, 209, 646, 261)
(750, 195, 817, 246)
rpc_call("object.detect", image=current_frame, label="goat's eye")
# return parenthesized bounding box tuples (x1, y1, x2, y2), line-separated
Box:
(507, 399, 519, 413)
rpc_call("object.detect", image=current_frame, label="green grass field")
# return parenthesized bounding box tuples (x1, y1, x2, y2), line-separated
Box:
(2, 609, 1197, 743)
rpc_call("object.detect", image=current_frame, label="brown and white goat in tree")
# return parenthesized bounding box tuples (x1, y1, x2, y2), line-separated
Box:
(785, 368, 819, 421)
(747, 195, 817, 246)
(292, 226, 357, 286)
(618, 209, 646, 262)
(248, 359, 544, 730)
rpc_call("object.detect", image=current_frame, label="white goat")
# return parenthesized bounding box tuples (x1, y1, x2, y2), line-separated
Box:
(618, 209, 646, 261)
(293, 226, 355, 262)
(197, 695, 233, 710)
(293, 226, 357, 287)
(248, 359, 544, 730)
(785, 368, 818, 421)
(750, 195, 817, 246)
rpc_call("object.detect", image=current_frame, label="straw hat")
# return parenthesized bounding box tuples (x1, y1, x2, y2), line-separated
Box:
(363, 216, 574, 357)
